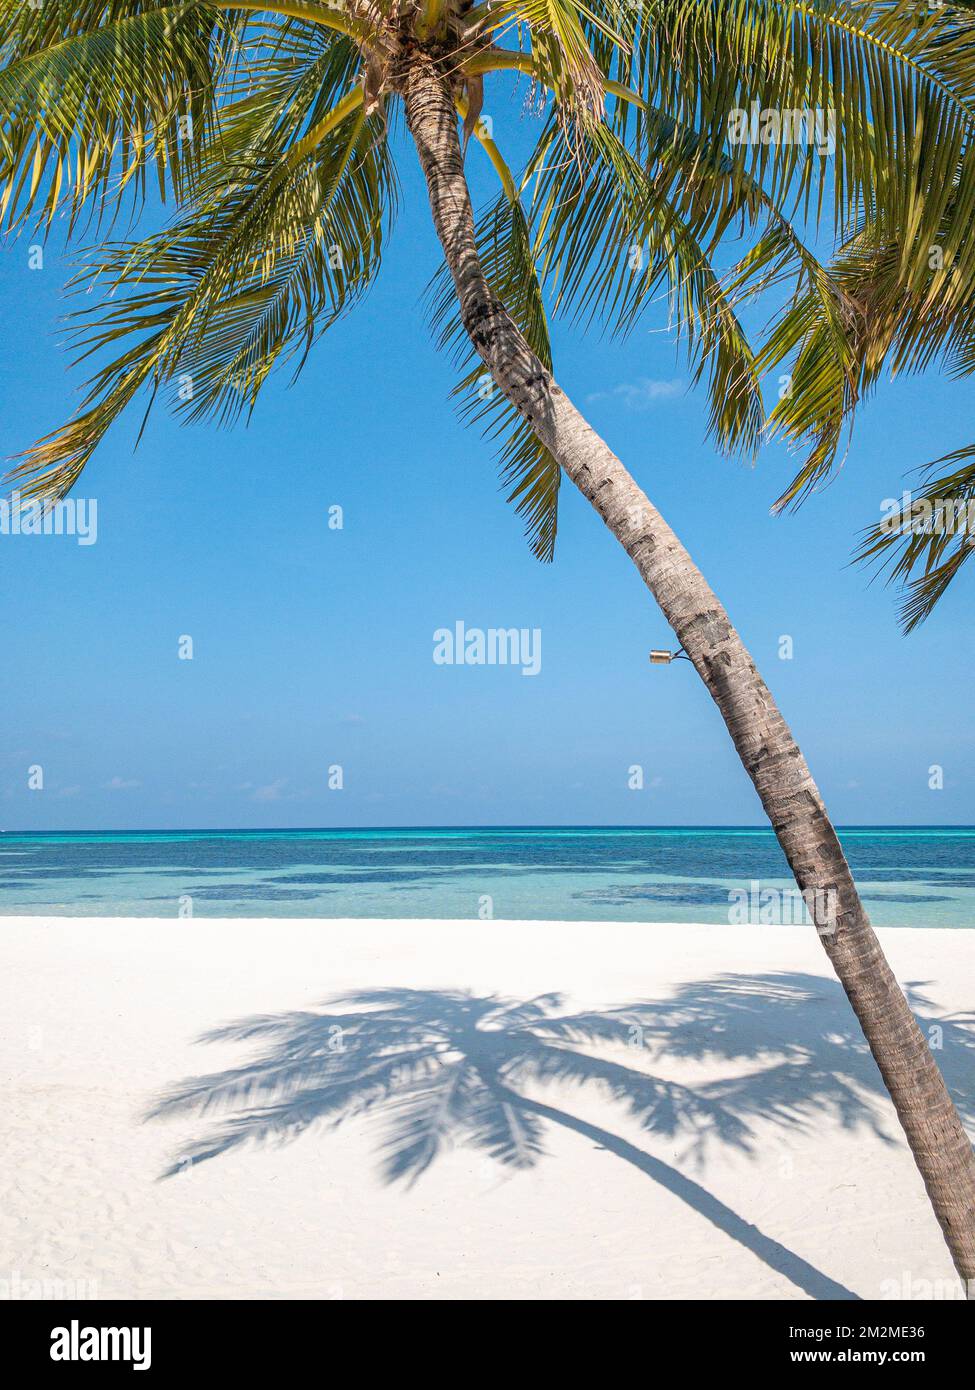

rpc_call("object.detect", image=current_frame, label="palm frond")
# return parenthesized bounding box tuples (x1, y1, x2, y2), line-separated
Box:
(0, 1, 244, 232)
(476, 0, 627, 118)
(854, 445, 975, 630)
(8, 0, 975, 620)
(623, 0, 975, 257)
(762, 210, 975, 511)
(529, 115, 765, 456)
(428, 193, 560, 561)
(7, 83, 395, 499)
(758, 254, 866, 511)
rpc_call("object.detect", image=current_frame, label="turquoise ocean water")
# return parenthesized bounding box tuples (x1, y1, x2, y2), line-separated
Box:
(1, 826, 973, 926)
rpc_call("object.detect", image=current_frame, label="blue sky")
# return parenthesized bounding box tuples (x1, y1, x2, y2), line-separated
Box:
(1, 91, 973, 830)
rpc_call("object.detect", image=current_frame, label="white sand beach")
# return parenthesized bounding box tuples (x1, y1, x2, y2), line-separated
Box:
(1, 916, 972, 1302)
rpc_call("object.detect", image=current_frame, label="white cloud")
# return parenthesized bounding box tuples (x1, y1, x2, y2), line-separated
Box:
(586, 378, 684, 410)
(251, 777, 289, 802)
(104, 776, 141, 791)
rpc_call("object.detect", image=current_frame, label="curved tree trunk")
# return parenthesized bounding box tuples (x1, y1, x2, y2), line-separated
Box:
(401, 50, 975, 1288)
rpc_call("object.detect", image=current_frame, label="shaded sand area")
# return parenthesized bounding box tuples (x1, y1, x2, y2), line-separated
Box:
(1, 917, 972, 1300)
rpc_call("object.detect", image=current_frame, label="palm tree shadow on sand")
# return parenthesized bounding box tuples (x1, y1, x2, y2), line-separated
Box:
(148, 973, 975, 1301)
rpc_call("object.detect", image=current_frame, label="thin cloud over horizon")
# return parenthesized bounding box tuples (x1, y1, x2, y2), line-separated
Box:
(586, 378, 685, 409)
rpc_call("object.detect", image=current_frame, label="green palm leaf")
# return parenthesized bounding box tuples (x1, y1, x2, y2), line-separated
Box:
(0, 1, 243, 231)
(428, 194, 560, 561)
(8, 78, 394, 499)
(6, 0, 975, 605)
(528, 114, 766, 455)
(855, 446, 975, 631)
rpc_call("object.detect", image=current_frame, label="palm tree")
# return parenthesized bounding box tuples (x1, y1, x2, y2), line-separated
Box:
(3, 1, 975, 1282)
(149, 981, 975, 1297)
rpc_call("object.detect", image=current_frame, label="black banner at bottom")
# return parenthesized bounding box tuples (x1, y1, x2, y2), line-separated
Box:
(0, 1297, 967, 1376)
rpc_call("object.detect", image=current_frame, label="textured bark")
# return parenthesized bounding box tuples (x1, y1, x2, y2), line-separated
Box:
(403, 50, 975, 1286)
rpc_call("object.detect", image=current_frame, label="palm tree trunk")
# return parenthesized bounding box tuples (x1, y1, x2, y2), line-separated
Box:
(402, 50, 975, 1288)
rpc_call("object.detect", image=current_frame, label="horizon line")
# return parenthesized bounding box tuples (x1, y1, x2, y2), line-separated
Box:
(3, 822, 975, 837)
